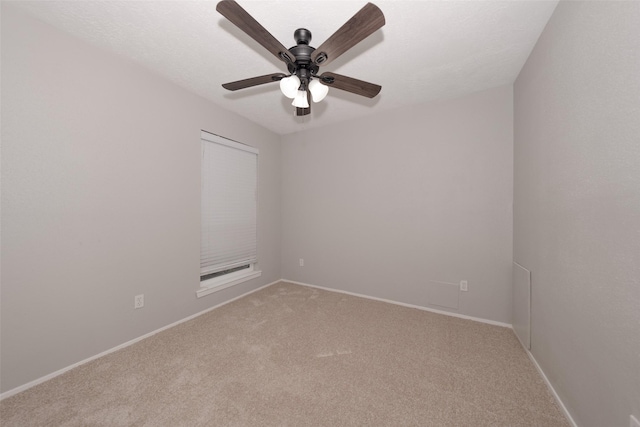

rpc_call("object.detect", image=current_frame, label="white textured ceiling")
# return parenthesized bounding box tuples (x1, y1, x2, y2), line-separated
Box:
(12, 0, 558, 135)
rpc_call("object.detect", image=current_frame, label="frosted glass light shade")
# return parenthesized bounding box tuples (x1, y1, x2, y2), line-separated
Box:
(308, 79, 329, 103)
(292, 90, 309, 108)
(280, 75, 300, 99)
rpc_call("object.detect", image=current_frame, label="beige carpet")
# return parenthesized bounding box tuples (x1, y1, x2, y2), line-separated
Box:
(1, 281, 570, 426)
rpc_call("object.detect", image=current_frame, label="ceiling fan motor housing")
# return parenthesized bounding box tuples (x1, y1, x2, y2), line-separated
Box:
(287, 28, 319, 79)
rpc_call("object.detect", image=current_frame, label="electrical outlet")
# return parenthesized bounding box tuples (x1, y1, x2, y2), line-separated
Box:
(299, 258, 304, 267)
(631, 415, 640, 427)
(460, 280, 468, 292)
(134, 294, 144, 309)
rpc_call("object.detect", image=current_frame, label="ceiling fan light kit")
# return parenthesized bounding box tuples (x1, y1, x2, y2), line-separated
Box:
(280, 75, 301, 99)
(216, 0, 385, 117)
(308, 79, 329, 103)
(292, 90, 310, 109)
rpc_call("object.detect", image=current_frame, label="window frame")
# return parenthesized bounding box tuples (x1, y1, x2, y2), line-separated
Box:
(198, 131, 261, 298)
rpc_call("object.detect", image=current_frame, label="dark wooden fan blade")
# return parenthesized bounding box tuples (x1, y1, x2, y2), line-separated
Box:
(311, 2, 385, 67)
(216, 1, 295, 63)
(319, 72, 381, 98)
(222, 73, 286, 91)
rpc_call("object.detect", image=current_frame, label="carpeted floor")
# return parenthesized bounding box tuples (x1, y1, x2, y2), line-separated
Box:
(0, 281, 570, 426)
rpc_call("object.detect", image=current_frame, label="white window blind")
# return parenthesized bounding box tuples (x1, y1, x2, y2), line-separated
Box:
(200, 131, 258, 277)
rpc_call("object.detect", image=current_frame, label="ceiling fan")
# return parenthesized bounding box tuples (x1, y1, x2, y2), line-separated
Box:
(216, 1, 385, 117)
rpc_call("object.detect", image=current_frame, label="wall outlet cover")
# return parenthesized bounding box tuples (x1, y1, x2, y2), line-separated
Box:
(134, 294, 144, 309)
(631, 415, 640, 427)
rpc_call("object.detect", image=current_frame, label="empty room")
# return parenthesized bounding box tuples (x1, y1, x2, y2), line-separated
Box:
(1, 1, 638, 426)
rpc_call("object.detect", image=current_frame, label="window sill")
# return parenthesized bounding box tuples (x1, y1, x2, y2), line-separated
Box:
(196, 269, 262, 299)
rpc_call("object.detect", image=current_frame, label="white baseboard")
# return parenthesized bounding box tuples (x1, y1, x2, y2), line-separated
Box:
(283, 279, 512, 328)
(285, 279, 576, 425)
(522, 347, 578, 427)
(4, 273, 572, 427)
(0, 279, 281, 401)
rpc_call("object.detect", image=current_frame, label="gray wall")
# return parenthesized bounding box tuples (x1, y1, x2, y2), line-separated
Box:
(281, 85, 514, 324)
(514, 1, 640, 426)
(1, 5, 281, 393)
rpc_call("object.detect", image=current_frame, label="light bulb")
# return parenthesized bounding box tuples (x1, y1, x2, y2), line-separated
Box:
(308, 79, 329, 103)
(280, 75, 300, 99)
(292, 90, 309, 108)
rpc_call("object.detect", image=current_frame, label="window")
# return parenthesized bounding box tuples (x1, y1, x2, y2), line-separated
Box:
(198, 131, 260, 298)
